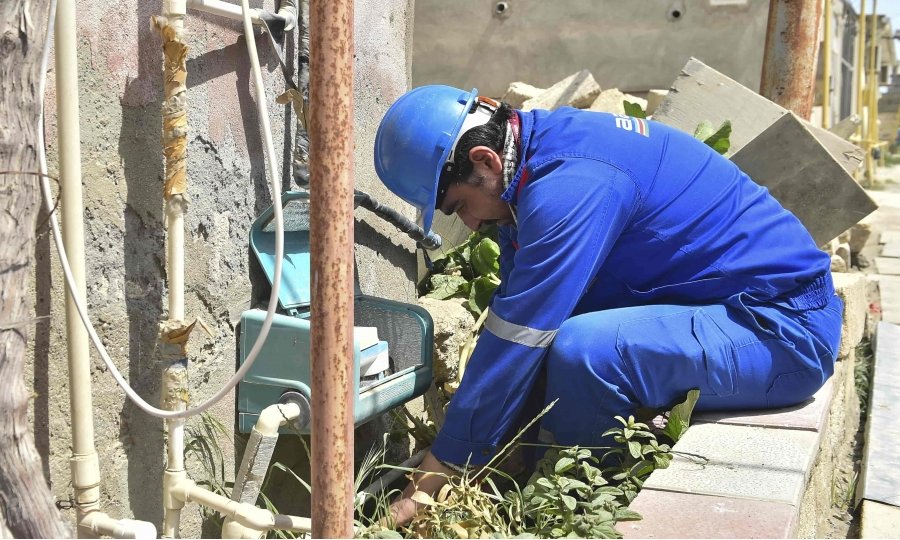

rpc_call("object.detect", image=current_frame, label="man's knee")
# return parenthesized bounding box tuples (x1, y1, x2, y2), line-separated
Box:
(547, 314, 621, 379)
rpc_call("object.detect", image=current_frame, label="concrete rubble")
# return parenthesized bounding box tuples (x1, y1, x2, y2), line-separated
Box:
(520, 69, 601, 111)
(501, 81, 544, 109)
(588, 88, 647, 115)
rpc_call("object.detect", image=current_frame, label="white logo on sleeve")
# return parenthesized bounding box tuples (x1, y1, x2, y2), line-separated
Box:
(613, 114, 649, 137)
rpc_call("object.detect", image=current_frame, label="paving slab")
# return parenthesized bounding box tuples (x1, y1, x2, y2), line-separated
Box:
(617, 489, 797, 539)
(880, 242, 900, 258)
(878, 230, 900, 244)
(874, 275, 900, 324)
(642, 423, 818, 506)
(861, 500, 900, 539)
(859, 322, 900, 507)
(694, 375, 833, 432)
(875, 257, 900, 275)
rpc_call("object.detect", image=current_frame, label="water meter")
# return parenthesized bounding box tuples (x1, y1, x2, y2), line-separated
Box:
(237, 191, 434, 433)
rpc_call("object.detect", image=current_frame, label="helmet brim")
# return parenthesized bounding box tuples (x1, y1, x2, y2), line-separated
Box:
(417, 88, 479, 233)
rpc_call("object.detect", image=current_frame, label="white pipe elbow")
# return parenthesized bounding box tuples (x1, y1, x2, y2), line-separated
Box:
(254, 402, 301, 436)
(81, 512, 158, 539)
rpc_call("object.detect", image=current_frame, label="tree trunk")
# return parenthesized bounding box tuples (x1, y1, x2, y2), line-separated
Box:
(0, 0, 72, 537)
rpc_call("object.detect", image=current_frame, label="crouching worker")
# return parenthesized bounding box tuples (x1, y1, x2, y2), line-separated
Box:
(373, 85, 842, 525)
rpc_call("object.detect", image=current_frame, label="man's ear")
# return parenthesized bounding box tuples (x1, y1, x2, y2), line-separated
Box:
(468, 146, 502, 174)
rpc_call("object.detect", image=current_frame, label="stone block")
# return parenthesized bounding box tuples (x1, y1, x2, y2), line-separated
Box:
(831, 254, 849, 273)
(618, 489, 797, 539)
(859, 322, 900, 507)
(521, 69, 601, 111)
(861, 500, 900, 539)
(833, 272, 867, 357)
(643, 423, 818, 506)
(850, 223, 872, 254)
(416, 297, 474, 383)
(417, 297, 475, 430)
(645, 89, 668, 116)
(654, 58, 865, 175)
(829, 114, 861, 140)
(501, 81, 544, 109)
(729, 113, 876, 245)
(588, 88, 648, 115)
(835, 243, 851, 269)
(694, 374, 834, 432)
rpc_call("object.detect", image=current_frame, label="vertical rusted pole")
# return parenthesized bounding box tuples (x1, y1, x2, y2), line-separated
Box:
(822, 0, 832, 128)
(760, 0, 824, 119)
(309, 0, 355, 537)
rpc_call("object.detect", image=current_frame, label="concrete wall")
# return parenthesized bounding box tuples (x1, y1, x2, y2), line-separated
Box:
(29, 0, 416, 536)
(412, 0, 770, 97)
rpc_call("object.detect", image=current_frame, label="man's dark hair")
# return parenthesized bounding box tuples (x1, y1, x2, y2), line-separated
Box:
(435, 102, 514, 208)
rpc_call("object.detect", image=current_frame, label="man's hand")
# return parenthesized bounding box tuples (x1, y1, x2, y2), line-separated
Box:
(387, 451, 457, 527)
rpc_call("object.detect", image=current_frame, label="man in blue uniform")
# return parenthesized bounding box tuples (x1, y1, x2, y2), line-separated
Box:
(373, 86, 842, 524)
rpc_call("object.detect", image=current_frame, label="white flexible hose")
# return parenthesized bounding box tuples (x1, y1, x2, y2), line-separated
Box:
(36, 1, 285, 419)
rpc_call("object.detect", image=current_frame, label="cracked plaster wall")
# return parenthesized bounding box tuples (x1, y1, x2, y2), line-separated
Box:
(28, 0, 417, 536)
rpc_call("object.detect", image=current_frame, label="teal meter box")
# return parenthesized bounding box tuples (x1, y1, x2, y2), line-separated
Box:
(237, 191, 434, 433)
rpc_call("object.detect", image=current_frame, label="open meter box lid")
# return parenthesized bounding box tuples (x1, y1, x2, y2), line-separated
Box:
(237, 191, 434, 433)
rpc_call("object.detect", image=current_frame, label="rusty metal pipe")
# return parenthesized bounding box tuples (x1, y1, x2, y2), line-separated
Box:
(822, 0, 832, 128)
(309, 0, 355, 537)
(760, 0, 824, 119)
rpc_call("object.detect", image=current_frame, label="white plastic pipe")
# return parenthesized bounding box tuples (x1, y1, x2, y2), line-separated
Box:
(38, 4, 157, 539)
(160, 2, 189, 536)
(161, 364, 188, 538)
(187, 0, 299, 31)
(54, 0, 105, 530)
(36, 0, 287, 422)
(166, 199, 186, 322)
(172, 480, 311, 533)
(187, 0, 262, 25)
(223, 402, 302, 538)
(255, 402, 301, 436)
(80, 513, 158, 540)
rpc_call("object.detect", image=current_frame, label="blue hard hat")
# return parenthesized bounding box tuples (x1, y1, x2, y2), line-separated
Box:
(374, 85, 478, 233)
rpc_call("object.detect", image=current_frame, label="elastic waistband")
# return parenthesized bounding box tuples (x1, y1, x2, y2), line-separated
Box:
(782, 274, 834, 310)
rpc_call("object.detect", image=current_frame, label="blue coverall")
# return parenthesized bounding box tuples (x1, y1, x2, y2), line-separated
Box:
(430, 107, 843, 467)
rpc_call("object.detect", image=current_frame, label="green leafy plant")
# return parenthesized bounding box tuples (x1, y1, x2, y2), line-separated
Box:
(623, 100, 647, 119)
(662, 388, 700, 443)
(601, 416, 672, 505)
(421, 231, 501, 317)
(693, 120, 732, 155)
(520, 446, 642, 538)
(360, 392, 701, 539)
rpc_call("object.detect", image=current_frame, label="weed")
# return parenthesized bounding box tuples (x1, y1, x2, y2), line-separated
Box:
(183, 412, 236, 531)
(854, 338, 874, 416)
(360, 392, 695, 539)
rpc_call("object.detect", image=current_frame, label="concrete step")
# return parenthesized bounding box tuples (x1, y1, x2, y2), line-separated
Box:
(617, 271, 868, 538)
